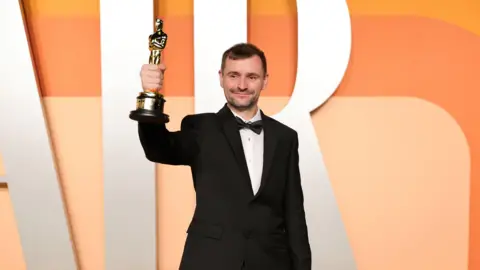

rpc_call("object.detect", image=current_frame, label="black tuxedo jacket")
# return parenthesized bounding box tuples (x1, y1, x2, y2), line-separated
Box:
(138, 104, 311, 270)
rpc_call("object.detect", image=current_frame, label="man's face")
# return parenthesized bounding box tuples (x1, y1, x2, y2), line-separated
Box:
(219, 55, 268, 111)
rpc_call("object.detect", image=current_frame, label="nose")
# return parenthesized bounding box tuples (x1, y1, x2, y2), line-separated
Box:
(237, 78, 247, 90)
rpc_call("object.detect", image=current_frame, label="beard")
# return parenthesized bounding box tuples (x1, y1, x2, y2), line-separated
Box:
(227, 89, 258, 111)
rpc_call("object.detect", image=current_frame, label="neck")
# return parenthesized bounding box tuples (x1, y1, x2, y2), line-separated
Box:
(227, 103, 259, 121)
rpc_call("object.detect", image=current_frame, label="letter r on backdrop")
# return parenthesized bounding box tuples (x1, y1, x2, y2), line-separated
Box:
(194, 0, 355, 268)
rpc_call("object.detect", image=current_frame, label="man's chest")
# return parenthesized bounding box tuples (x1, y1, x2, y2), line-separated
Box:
(238, 129, 264, 164)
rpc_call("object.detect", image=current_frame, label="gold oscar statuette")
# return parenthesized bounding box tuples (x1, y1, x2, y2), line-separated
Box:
(129, 18, 170, 123)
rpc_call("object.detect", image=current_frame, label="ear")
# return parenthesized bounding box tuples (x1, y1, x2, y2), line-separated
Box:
(262, 73, 269, 90)
(218, 70, 224, 88)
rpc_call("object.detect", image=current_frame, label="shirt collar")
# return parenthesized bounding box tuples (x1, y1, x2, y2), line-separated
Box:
(230, 107, 262, 123)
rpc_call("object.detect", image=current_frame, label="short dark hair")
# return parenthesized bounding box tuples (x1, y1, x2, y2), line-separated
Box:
(221, 43, 267, 74)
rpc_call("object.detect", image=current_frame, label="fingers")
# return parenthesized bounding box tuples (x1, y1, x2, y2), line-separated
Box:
(158, 63, 166, 73)
(140, 64, 166, 92)
(142, 63, 166, 72)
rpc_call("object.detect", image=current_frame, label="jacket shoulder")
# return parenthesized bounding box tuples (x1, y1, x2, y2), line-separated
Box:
(180, 113, 217, 129)
(182, 112, 216, 122)
(265, 115, 298, 140)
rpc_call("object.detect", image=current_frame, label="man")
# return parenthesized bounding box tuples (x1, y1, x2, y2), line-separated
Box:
(138, 43, 311, 270)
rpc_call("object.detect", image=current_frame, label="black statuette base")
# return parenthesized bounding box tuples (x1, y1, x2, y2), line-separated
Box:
(129, 109, 170, 123)
(129, 92, 170, 123)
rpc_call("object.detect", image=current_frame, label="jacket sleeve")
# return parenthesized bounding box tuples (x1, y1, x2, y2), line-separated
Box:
(284, 131, 312, 270)
(137, 114, 199, 166)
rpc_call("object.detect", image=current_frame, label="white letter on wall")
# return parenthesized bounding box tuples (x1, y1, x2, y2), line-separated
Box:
(275, 0, 355, 268)
(193, 0, 247, 113)
(99, 0, 157, 269)
(0, 1, 77, 269)
(193, 0, 356, 268)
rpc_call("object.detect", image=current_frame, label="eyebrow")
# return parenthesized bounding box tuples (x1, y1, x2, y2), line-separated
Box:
(226, 71, 261, 77)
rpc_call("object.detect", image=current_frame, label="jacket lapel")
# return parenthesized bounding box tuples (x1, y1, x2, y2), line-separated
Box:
(253, 112, 277, 200)
(217, 105, 253, 195)
(216, 104, 278, 199)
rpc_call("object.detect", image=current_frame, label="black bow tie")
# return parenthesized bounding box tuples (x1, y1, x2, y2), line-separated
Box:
(235, 116, 263, 134)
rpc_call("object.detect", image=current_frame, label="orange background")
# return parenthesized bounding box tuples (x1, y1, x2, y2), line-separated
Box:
(0, 0, 479, 269)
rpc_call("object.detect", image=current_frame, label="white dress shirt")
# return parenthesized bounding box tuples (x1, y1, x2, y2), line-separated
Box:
(230, 108, 264, 195)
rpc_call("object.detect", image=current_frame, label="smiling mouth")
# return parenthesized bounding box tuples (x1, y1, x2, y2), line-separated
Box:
(233, 94, 251, 99)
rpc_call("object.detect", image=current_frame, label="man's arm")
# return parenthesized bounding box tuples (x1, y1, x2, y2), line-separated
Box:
(138, 114, 199, 166)
(285, 131, 311, 270)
